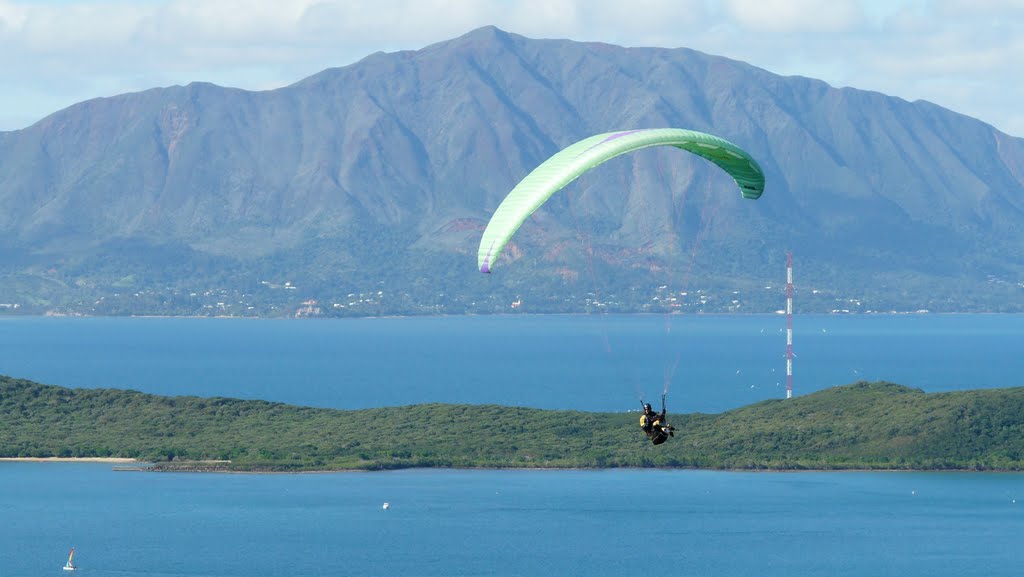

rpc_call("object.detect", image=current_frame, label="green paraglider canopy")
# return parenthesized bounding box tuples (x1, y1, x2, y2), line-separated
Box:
(478, 128, 765, 273)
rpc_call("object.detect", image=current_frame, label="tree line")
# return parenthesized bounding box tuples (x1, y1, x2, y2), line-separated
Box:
(2, 376, 1023, 472)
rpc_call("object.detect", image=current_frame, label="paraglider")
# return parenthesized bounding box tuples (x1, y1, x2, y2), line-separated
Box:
(476, 128, 766, 447)
(477, 128, 765, 273)
(640, 395, 674, 445)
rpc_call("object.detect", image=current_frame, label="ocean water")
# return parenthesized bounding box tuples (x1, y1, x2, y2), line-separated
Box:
(1, 463, 1022, 577)
(2, 315, 1023, 576)
(0, 314, 1022, 413)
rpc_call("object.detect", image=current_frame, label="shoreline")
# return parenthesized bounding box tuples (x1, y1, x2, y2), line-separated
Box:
(1, 458, 1021, 474)
(0, 457, 142, 463)
(3, 312, 1022, 321)
(137, 462, 1024, 475)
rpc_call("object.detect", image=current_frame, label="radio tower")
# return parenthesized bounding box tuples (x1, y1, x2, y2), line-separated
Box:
(786, 251, 794, 399)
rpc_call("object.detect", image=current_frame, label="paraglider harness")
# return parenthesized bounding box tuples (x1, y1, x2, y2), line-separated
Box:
(640, 395, 674, 445)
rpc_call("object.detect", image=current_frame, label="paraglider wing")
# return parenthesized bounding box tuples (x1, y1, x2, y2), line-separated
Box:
(477, 128, 765, 273)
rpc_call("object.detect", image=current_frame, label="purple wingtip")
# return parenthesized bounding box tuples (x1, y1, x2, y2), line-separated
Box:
(600, 129, 646, 144)
(578, 129, 647, 158)
(480, 240, 497, 274)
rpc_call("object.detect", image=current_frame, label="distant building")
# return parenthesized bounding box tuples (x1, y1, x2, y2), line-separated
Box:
(295, 300, 322, 318)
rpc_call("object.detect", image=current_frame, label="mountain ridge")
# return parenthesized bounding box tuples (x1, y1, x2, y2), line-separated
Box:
(1, 26, 1022, 315)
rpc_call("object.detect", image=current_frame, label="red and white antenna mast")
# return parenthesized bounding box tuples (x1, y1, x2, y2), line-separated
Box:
(786, 251, 794, 399)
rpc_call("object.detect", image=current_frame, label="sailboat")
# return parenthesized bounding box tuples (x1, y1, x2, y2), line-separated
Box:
(63, 547, 77, 571)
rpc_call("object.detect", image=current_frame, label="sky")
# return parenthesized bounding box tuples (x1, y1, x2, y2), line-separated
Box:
(1, 0, 1022, 136)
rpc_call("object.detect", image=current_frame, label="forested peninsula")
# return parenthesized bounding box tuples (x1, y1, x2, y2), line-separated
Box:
(2, 376, 1023, 472)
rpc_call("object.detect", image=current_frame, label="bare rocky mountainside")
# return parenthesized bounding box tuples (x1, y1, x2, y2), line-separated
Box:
(1, 26, 1022, 316)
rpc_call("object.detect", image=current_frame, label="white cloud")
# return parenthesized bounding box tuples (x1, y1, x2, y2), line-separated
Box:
(0, 0, 1021, 136)
(723, 0, 863, 33)
(933, 0, 1024, 17)
(0, 2, 29, 29)
(3, 3, 142, 51)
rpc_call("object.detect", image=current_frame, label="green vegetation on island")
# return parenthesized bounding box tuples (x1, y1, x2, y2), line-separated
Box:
(2, 376, 1023, 472)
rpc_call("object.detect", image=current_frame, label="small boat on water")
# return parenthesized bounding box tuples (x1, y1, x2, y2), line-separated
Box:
(63, 547, 76, 571)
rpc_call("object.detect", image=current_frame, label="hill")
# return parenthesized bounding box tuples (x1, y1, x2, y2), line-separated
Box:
(2, 376, 1022, 471)
(1, 27, 1023, 315)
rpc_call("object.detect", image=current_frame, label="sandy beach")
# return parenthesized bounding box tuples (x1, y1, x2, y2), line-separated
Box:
(0, 457, 141, 463)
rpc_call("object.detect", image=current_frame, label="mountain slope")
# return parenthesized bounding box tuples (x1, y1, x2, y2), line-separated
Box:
(1, 26, 1022, 315)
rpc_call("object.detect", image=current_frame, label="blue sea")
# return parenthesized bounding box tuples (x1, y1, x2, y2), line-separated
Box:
(1, 314, 1023, 576)
(1, 314, 1022, 413)
(1, 464, 1022, 577)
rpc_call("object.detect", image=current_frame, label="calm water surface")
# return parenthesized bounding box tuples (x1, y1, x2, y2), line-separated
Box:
(0, 314, 1021, 413)
(1, 464, 1022, 577)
